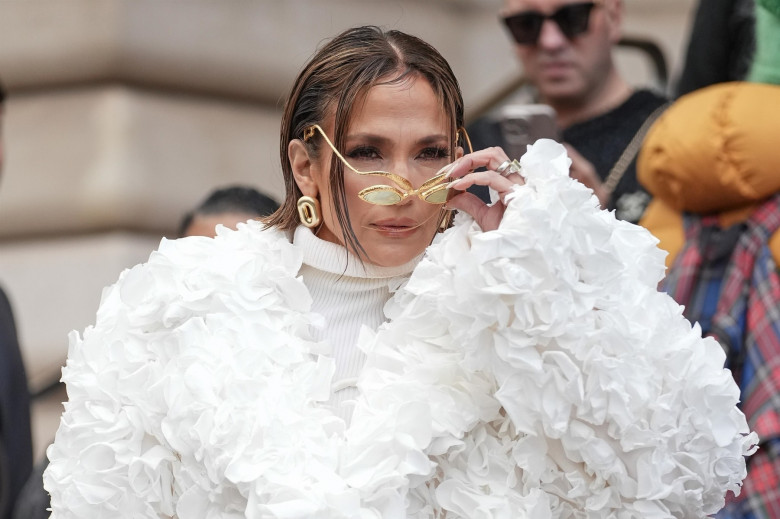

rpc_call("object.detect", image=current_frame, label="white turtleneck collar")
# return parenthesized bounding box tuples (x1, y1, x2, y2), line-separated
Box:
(294, 226, 421, 279)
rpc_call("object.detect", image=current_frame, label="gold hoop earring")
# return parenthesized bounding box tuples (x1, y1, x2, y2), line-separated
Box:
(297, 196, 321, 228)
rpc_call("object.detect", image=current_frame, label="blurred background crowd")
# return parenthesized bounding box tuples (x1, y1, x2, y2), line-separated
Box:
(1, 0, 778, 517)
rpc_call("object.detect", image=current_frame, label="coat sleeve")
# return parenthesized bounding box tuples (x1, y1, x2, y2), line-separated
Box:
(352, 139, 758, 518)
(42, 225, 332, 518)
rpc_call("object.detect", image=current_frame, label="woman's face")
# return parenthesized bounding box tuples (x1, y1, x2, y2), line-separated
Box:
(308, 78, 456, 267)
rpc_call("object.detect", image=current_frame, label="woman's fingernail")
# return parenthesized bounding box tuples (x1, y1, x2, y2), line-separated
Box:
(443, 161, 460, 178)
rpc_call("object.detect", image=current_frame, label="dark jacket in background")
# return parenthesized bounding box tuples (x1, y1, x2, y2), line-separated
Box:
(0, 287, 32, 519)
(675, 0, 756, 97)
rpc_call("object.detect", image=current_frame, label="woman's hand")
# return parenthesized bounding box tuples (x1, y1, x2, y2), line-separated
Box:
(443, 146, 525, 232)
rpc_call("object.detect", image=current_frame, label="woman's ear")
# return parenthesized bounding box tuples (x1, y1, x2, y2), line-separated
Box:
(288, 139, 319, 197)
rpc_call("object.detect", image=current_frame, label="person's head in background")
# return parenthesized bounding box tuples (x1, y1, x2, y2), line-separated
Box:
(500, 0, 630, 127)
(178, 185, 280, 238)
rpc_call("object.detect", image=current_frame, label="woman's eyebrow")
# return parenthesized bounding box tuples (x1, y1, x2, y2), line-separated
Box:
(344, 133, 450, 146)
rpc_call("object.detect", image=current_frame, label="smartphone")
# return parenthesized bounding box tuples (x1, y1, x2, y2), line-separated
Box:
(498, 104, 559, 160)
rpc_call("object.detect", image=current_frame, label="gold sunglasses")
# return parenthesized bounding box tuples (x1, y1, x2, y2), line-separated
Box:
(303, 124, 473, 206)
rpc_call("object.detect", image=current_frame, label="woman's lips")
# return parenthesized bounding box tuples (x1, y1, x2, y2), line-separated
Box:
(370, 218, 420, 236)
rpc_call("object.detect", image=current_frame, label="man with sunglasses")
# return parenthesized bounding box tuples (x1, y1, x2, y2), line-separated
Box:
(480, 0, 667, 223)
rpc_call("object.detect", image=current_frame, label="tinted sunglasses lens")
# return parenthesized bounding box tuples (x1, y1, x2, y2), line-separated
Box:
(503, 12, 543, 45)
(553, 3, 594, 39)
(360, 187, 403, 205)
(423, 186, 449, 205)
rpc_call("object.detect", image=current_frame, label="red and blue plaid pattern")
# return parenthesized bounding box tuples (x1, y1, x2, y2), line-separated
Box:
(662, 194, 780, 519)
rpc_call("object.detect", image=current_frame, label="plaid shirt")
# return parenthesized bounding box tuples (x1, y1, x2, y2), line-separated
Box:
(662, 194, 780, 519)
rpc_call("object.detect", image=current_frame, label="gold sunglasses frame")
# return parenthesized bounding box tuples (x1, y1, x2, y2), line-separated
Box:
(303, 124, 473, 206)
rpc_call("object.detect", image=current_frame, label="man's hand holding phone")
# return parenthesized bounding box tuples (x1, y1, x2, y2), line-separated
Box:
(563, 144, 608, 209)
(498, 104, 607, 209)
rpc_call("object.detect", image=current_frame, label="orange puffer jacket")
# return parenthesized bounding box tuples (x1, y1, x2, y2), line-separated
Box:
(637, 81, 780, 267)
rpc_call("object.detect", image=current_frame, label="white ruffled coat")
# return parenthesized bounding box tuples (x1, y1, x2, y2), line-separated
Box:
(44, 141, 757, 518)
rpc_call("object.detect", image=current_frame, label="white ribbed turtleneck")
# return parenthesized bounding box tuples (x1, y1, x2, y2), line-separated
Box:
(294, 226, 420, 424)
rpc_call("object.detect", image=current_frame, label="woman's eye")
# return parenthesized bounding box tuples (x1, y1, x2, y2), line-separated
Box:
(346, 146, 381, 161)
(418, 146, 451, 161)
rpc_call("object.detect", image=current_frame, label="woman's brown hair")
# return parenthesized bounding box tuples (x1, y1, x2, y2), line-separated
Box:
(265, 25, 465, 259)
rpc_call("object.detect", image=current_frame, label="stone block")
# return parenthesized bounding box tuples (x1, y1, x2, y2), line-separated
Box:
(0, 86, 284, 238)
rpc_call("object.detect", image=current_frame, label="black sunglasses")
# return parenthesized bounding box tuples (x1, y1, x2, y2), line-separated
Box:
(502, 2, 600, 45)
